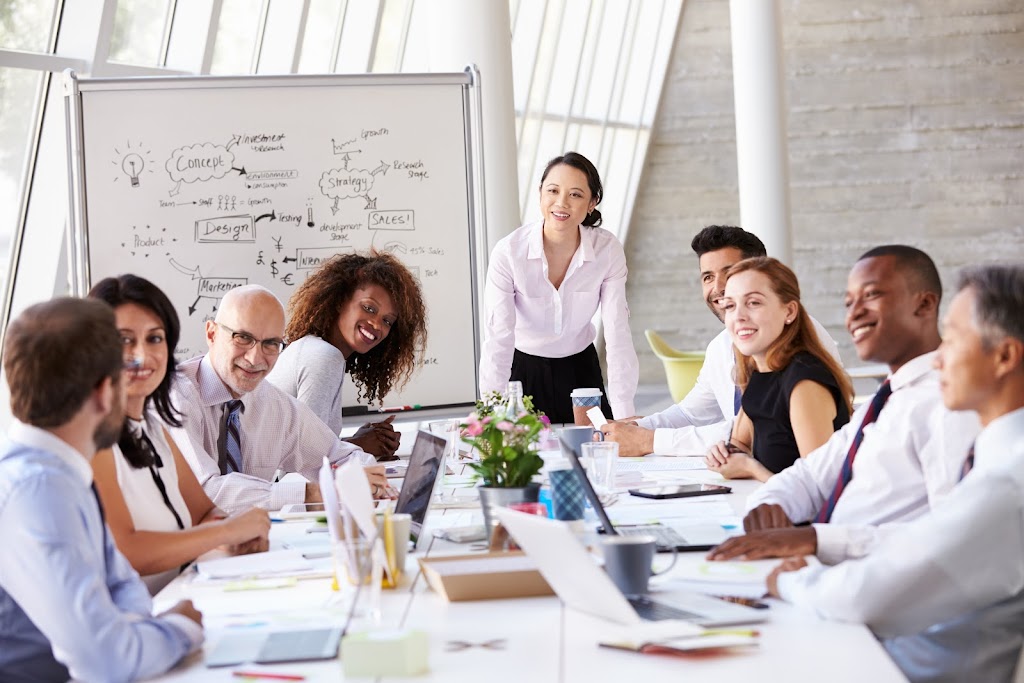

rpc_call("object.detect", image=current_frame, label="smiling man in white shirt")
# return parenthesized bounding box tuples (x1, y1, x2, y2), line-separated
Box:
(766, 263, 1024, 683)
(708, 246, 979, 565)
(602, 225, 839, 456)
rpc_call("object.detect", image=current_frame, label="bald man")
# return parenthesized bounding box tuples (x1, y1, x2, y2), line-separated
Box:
(169, 286, 384, 513)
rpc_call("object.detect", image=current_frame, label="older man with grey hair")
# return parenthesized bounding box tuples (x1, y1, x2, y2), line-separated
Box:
(170, 285, 385, 513)
(766, 263, 1024, 683)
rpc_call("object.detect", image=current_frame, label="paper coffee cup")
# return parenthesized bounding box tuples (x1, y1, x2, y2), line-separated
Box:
(570, 388, 603, 426)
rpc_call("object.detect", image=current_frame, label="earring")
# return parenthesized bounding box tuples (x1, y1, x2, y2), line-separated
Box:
(785, 318, 793, 324)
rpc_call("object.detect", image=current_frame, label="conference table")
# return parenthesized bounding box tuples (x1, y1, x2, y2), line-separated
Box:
(151, 435, 908, 682)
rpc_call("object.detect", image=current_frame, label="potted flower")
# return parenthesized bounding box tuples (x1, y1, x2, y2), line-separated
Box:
(461, 385, 550, 539)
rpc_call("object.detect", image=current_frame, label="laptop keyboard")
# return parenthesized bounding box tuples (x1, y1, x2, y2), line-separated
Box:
(617, 525, 687, 549)
(628, 596, 702, 621)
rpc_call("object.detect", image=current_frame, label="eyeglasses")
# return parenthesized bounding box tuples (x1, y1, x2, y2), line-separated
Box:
(216, 322, 287, 356)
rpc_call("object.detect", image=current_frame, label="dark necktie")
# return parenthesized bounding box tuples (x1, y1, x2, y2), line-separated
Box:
(218, 399, 244, 475)
(90, 482, 108, 570)
(959, 445, 975, 481)
(733, 385, 742, 416)
(816, 380, 893, 523)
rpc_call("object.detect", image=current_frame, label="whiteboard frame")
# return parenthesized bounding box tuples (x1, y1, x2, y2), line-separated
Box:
(64, 68, 487, 411)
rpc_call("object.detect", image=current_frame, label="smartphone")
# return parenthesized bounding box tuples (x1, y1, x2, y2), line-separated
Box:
(628, 484, 732, 499)
(277, 502, 326, 519)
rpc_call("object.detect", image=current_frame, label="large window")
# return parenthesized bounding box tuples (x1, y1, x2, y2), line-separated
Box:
(0, 0, 680, 346)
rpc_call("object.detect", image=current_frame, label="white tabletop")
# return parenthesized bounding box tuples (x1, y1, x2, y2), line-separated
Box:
(150, 451, 908, 682)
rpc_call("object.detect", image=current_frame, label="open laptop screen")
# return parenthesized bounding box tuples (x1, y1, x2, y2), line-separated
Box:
(394, 430, 446, 547)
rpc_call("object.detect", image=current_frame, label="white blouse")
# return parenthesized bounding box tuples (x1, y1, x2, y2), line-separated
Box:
(112, 411, 193, 594)
(479, 220, 639, 418)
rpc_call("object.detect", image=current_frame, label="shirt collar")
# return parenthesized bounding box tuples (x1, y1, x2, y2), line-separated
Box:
(6, 420, 94, 485)
(888, 350, 938, 392)
(524, 221, 595, 263)
(975, 406, 1024, 462)
(196, 354, 247, 407)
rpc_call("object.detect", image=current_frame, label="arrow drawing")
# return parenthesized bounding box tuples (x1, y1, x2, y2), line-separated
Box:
(170, 259, 202, 280)
(282, 256, 297, 264)
(363, 195, 377, 210)
(371, 161, 390, 177)
(168, 181, 182, 197)
(188, 296, 201, 316)
(255, 210, 277, 224)
(231, 166, 247, 176)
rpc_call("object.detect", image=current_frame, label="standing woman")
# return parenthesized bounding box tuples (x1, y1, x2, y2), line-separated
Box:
(480, 151, 638, 423)
(705, 257, 853, 481)
(267, 251, 428, 458)
(89, 275, 271, 594)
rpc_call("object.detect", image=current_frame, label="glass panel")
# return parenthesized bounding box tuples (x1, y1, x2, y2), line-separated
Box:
(109, 0, 170, 66)
(0, 0, 59, 52)
(298, 0, 344, 73)
(0, 67, 45, 295)
(210, 0, 265, 74)
(371, 0, 411, 72)
(335, 0, 379, 73)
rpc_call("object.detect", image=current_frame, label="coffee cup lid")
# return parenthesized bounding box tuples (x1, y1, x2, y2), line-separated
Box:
(570, 387, 603, 398)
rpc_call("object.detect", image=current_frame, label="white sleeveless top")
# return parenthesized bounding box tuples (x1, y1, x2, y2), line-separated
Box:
(112, 411, 193, 594)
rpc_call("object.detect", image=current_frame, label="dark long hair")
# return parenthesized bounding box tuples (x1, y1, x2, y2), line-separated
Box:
(89, 274, 182, 468)
(284, 251, 428, 404)
(727, 257, 853, 415)
(539, 151, 604, 227)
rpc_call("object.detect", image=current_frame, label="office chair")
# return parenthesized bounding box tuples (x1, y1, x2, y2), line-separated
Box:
(644, 330, 706, 403)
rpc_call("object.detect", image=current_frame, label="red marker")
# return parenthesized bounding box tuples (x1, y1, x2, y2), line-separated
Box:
(232, 672, 306, 681)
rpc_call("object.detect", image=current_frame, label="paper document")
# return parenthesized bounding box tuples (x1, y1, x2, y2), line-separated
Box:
(197, 550, 314, 580)
(422, 555, 539, 577)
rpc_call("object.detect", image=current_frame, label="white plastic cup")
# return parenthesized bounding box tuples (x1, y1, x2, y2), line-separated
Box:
(570, 388, 603, 426)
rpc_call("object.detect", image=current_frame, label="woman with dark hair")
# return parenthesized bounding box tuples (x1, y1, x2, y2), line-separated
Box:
(479, 151, 638, 423)
(705, 257, 853, 481)
(267, 250, 427, 458)
(89, 275, 270, 594)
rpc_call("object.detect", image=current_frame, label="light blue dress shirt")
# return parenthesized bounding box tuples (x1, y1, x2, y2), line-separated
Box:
(0, 422, 202, 683)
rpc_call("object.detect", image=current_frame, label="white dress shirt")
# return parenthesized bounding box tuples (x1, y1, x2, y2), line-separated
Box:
(745, 352, 980, 564)
(170, 355, 373, 513)
(778, 407, 1024, 683)
(637, 317, 840, 455)
(479, 220, 639, 418)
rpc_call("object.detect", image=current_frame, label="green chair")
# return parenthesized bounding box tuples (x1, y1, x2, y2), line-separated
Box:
(645, 329, 706, 403)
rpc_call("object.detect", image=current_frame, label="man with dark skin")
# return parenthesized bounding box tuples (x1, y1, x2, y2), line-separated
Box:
(708, 246, 978, 564)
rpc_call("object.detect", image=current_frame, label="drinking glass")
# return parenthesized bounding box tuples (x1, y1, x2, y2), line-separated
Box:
(581, 441, 618, 492)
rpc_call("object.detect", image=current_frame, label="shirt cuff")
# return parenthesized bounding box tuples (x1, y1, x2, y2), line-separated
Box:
(610, 400, 635, 421)
(651, 428, 675, 455)
(163, 613, 204, 654)
(269, 479, 306, 511)
(812, 523, 852, 565)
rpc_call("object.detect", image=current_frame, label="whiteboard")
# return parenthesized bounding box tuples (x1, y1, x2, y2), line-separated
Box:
(66, 72, 483, 412)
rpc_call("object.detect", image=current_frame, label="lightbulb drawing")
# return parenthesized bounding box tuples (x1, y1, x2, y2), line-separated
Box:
(122, 153, 145, 187)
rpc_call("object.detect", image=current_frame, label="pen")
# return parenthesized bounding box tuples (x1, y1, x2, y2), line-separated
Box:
(711, 594, 770, 609)
(232, 671, 306, 681)
(702, 628, 761, 637)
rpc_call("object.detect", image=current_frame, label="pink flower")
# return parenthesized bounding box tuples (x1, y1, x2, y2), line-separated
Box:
(495, 420, 514, 432)
(464, 421, 484, 437)
(540, 415, 551, 426)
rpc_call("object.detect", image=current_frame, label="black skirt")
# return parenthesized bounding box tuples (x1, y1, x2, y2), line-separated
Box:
(510, 344, 612, 424)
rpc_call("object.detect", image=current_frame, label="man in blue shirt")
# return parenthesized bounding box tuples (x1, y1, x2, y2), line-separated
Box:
(0, 298, 203, 682)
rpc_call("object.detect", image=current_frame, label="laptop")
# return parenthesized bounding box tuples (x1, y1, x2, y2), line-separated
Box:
(393, 430, 447, 550)
(495, 508, 764, 627)
(559, 436, 730, 552)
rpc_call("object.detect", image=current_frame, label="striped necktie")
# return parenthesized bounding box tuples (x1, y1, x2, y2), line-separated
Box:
(815, 380, 893, 523)
(959, 445, 975, 481)
(219, 399, 244, 475)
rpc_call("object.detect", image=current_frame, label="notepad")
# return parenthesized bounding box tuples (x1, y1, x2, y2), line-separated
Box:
(196, 550, 315, 580)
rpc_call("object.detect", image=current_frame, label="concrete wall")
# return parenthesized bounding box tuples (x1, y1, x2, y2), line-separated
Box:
(625, 0, 1024, 385)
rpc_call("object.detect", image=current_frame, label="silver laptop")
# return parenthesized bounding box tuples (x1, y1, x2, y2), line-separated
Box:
(495, 508, 764, 627)
(560, 436, 730, 552)
(394, 430, 447, 550)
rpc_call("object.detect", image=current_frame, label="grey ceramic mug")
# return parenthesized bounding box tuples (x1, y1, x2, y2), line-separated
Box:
(601, 535, 678, 596)
(558, 425, 603, 457)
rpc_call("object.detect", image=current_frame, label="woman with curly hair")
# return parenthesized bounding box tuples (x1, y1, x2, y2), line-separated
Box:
(267, 250, 427, 459)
